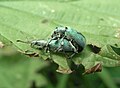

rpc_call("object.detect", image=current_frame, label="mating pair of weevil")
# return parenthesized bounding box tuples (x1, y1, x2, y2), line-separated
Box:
(19, 26, 86, 59)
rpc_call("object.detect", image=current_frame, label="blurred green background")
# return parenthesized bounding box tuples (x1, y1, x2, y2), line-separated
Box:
(0, 51, 120, 88)
(0, 0, 120, 88)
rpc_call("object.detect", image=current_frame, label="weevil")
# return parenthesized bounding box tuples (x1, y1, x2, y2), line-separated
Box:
(17, 38, 78, 58)
(47, 26, 86, 54)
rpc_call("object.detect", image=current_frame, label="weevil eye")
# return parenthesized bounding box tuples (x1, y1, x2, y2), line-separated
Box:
(65, 27, 68, 29)
(56, 27, 58, 29)
(38, 46, 43, 50)
(54, 31, 56, 34)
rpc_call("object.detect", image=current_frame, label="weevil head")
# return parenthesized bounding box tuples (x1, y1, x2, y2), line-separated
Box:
(52, 26, 68, 38)
(31, 40, 47, 50)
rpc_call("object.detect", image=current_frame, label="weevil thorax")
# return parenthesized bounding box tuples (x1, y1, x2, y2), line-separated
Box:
(31, 40, 47, 49)
(52, 26, 67, 38)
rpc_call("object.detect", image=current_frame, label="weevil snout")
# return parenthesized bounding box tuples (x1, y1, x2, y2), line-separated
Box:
(31, 40, 47, 49)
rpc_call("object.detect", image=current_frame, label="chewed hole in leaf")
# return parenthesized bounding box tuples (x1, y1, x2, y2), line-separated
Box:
(111, 46, 120, 55)
(88, 44, 101, 54)
(114, 44, 118, 47)
(70, 62, 85, 75)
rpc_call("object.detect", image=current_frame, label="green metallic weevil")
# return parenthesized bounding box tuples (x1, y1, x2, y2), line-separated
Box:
(47, 26, 86, 54)
(31, 38, 78, 58)
(17, 38, 78, 58)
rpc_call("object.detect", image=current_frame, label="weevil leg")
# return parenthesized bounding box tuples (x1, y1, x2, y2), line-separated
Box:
(57, 40, 76, 59)
(61, 49, 70, 59)
(44, 46, 52, 59)
(63, 52, 70, 59)
(68, 40, 78, 53)
(46, 36, 56, 48)
(55, 38, 64, 52)
(46, 36, 60, 49)
(56, 35, 67, 52)
(46, 39, 52, 48)
(47, 50, 52, 59)
(67, 53, 76, 59)
(45, 44, 51, 53)
(45, 38, 53, 53)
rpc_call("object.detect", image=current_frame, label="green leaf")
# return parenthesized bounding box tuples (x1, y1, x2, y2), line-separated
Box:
(73, 45, 120, 73)
(0, 0, 120, 74)
(99, 45, 120, 67)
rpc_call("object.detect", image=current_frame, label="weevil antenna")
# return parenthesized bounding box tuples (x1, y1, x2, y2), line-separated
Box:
(17, 40, 31, 44)
(17, 31, 35, 44)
